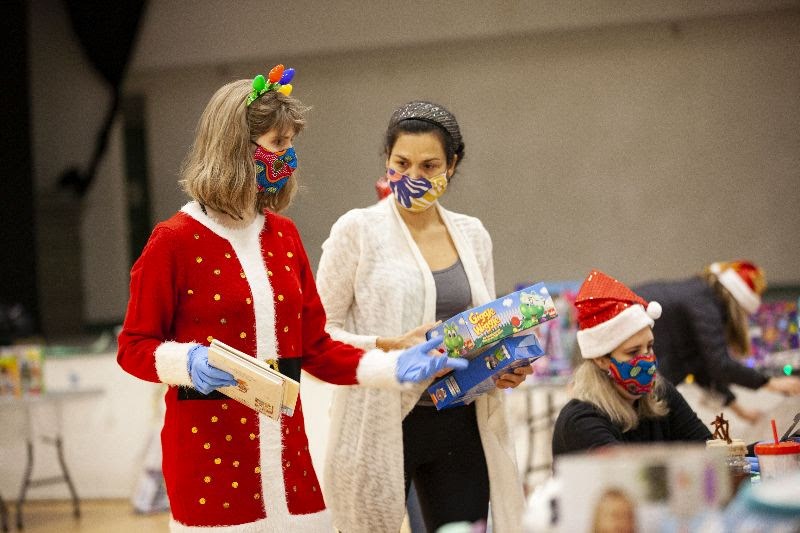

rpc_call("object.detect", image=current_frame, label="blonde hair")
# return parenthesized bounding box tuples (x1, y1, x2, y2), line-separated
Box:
(179, 79, 309, 217)
(592, 487, 637, 533)
(571, 360, 668, 433)
(701, 264, 763, 356)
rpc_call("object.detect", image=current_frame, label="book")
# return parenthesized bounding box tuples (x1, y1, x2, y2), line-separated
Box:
(207, 339, 300, 420)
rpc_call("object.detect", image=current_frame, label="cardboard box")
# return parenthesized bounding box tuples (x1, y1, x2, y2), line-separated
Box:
(426, 282, 558, 360)
(546, 444, 730, 533)
(425, 283, 558, 410)
(427, 333, 545, 409)
(208, 339, 300, 419)
(0, 344, 44, 397)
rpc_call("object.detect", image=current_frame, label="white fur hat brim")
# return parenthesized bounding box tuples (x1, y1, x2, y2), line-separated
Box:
(577, 304, 659, 359)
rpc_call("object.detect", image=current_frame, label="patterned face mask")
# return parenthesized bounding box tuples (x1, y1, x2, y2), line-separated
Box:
(386, 168, 448, 212)
(608, 352, 658, 395)
(254, 145, 298, 193)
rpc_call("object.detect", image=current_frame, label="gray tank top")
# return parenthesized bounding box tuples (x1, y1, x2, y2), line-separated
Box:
(433, 258, 472, 322)
(417, 258, 472, 406)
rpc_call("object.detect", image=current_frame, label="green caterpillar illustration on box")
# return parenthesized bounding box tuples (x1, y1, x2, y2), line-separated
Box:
(443, 324, 465, 357)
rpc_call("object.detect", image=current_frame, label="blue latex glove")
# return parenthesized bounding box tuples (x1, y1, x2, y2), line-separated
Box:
(746, 456, 760, 473)
(187, 345, 238, 395)
(396, 337, 468, 383)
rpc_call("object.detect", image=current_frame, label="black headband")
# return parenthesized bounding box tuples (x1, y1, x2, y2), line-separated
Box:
(388, 101, 463, 152)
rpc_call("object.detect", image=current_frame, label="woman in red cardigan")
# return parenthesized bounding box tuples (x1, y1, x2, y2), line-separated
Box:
(117, 65, 463, 532)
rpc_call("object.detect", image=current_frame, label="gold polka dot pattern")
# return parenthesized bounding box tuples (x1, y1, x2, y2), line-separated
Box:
(177, 217, 329, 515)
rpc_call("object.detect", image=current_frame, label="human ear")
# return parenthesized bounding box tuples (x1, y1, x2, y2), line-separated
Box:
(592, 356, 611, 372)
(447, 155, 458, 177)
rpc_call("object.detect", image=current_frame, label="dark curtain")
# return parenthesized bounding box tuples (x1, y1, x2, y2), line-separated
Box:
(0, 1, 37, 342)
(59, 0, 148, 196)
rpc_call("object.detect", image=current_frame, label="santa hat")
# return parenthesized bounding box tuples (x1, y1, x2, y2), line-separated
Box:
(708, 260, 764, 314)
(575, 270, 662, 359)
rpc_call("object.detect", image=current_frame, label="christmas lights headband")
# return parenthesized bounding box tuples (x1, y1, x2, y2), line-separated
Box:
(246, 64, 295, 106)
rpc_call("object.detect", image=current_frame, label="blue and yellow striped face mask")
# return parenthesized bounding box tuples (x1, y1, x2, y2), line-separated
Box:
(386, 168, 449, 213)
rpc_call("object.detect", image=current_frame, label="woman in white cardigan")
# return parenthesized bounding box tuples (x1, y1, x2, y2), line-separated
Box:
(317, 101, 530, 532)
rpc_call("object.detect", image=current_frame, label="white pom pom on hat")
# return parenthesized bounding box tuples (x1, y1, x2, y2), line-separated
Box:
(574, 270, 661, 359)
(647, 301, 662, 320)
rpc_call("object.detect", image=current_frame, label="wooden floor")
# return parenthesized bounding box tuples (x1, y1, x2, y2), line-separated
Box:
(5, 499, 169, 533)
(2, 499, 417, 532)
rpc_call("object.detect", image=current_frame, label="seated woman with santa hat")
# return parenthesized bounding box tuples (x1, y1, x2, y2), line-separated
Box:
(552, 270, 712, 457)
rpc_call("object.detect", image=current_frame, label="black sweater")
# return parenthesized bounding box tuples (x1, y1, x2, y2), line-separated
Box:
(552, 379, 712, 457)
(635, 276, 768, 405)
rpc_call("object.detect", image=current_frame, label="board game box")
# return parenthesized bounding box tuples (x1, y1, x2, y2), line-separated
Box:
(427, 333, 545, 409)
(425, 282, 558, 360)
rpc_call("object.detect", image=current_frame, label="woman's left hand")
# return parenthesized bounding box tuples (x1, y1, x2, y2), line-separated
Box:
(495, 364, 534, 389)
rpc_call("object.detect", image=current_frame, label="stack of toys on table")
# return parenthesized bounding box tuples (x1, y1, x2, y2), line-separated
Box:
(517, 281, 580, 379)
(748, 298, 799, 376)
(425, 282, 558, 409)
(0, 344, 44, 397)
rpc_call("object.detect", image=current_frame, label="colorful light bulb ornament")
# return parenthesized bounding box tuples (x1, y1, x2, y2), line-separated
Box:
(246, 64, 295, 106)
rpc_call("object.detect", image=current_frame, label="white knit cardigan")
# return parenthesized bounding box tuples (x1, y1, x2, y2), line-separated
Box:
(317, 197, 525, 532)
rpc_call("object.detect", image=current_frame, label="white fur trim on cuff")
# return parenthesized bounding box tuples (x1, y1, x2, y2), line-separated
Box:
(356, 349, 410, 389)
(716, 267, 761, 314)
(577, 305, 655, 359)
(155, 341, 195, 386)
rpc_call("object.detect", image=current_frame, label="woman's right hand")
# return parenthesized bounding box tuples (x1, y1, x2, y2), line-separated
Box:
(764, 375, 800, 396)
(377, 322, 438, 352)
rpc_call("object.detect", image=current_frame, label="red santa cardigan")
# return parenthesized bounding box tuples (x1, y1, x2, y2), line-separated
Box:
(118, 202, 396, 531)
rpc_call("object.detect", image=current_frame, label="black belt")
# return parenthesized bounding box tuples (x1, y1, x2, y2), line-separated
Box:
(178, 357, 302, 401)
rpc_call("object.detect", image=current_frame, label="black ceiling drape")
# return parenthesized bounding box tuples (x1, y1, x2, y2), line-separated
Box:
(59, 0, 148, 196)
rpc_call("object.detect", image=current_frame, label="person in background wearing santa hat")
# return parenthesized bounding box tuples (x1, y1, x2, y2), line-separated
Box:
(552, 270, 712, 457)
(635, 261, 800, 424)
(117, 69, 465, 532)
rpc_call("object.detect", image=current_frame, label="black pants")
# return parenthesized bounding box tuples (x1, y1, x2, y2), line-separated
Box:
(403, 402, 490, 532)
